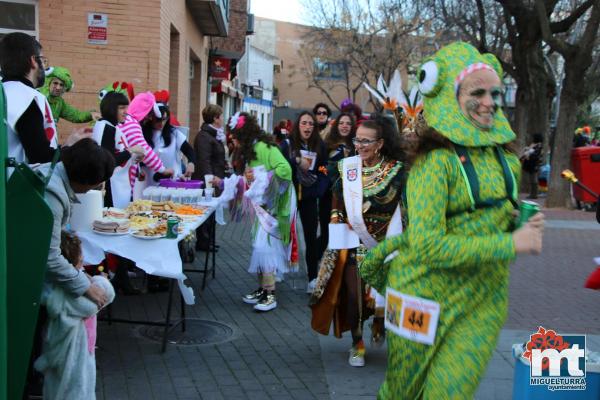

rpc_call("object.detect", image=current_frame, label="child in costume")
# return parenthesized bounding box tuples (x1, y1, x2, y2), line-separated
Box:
(92, 91, 145, 208)
(119, 92, 173, 195)
(39, 66, 99, 124)
(222, 112, 297, 312)
(359, 42, 544, 398)
(98, 81, 135, 102)
(35, 231, 115, 400)
(142, 90, 196, 184)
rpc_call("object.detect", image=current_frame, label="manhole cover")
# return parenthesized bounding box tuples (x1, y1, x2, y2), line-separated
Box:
(138, 319, 236, 346)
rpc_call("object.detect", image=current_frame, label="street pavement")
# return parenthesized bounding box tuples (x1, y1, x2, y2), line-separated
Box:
(95, 203, 600, 399)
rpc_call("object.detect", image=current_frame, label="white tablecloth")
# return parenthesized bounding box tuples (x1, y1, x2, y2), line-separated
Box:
(78, 199, 223, 305)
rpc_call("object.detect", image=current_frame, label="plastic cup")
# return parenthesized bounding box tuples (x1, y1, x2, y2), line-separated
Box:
(142, 187, 152, 200)
(171, 189, 182, 204)
(181, 189, 191, 204)
(204, 174, 214, 189)
(151, 187, 162, 202)
(204, 187, 214, 202)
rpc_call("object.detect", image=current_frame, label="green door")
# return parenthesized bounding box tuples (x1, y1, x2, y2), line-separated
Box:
(0, 75, 8, 400)
(4, 98, 54, 398)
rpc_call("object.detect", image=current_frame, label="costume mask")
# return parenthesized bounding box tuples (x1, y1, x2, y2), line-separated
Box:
(417, 42, 515, 147)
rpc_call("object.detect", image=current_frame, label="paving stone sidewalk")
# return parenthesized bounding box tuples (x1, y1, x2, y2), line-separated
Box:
(95, 206, 600, 399)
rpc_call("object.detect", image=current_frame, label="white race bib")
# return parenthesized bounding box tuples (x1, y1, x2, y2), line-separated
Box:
(384, 287, 440, 345)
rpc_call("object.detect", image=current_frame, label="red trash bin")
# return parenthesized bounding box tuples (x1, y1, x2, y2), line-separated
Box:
(571, 147, 600, 203)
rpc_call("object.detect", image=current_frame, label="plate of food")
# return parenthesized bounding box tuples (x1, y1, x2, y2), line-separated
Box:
(126, 200, 154, 213)
(93, 229, 130, 236)
(174, 205, 205, 216)
(131, 232, 166, 240)
(131, 225, 167, 239)
(92, 218, 131, 235)
(103, 207, 129, 219)
(129, 215, 158, 230)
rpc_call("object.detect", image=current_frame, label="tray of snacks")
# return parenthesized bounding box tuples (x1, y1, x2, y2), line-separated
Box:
(131, 225, 167, 239)
(173, 204, 205, 216)
(129, 214, 158, 230)
(151, 201, 180, 212)
(126, 200, 154, 213)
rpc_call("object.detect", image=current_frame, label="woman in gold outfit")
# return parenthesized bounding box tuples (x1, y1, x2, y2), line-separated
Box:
(310, 114, 405, 367)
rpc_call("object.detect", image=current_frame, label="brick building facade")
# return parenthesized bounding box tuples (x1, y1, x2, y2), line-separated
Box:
(0, 0, 240, 141)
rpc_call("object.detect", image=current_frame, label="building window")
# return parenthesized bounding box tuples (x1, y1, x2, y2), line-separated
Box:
(0, 0, 38, 40)
(313, 58, 347, 81)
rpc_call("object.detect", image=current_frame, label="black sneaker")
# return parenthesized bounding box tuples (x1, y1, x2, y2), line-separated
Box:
(242, 288, 264, 304)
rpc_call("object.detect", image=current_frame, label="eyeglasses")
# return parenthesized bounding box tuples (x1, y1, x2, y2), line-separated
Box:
(316, 111, 328, 116)
(300, 121, 314, 126)
(352, 138, 380, 146)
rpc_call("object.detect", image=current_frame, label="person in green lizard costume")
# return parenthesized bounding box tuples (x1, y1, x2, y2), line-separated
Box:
(39, 66, 99, 124)
(359, 42, 545, 399)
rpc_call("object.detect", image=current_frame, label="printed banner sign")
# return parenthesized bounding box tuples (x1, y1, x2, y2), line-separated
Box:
(88, 13, 108, 45)
(210, 57, 231, 80)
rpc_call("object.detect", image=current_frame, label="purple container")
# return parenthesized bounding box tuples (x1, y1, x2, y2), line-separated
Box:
(159, 179, 203, 189)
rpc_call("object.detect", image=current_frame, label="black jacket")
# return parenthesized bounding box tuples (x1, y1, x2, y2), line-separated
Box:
(192, 123, 226, 179)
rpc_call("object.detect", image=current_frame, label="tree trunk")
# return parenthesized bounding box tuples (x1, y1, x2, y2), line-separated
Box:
(509, 40, 553, 151)
(525, 47, 554, 142)
(511, 43, 554, 192)
(546, 62, 582, 208)
(512, 86, 529, 148)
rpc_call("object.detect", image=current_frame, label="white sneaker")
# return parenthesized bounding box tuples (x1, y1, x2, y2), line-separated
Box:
(253, 292, 277, 312)
(348, 346, 365, 367)
(306, 278, 317, 294)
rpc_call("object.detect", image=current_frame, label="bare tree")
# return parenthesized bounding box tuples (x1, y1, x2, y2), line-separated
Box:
(425, 0, 598, 201)
(536, 0, 600, 207)
(297, 0, 431, 110)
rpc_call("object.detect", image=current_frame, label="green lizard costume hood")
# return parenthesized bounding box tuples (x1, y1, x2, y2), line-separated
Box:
(39, 66, 74, 96)
(417, 42, 515, 147)
(98, 81, 135, 103)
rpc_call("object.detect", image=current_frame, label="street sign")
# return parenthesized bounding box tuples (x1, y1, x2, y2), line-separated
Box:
(88, 13, 108, 45)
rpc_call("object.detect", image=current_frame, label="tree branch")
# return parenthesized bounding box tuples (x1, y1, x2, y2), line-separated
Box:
(495, 0, 526, 17)
(535, 0, 572, 56)
(550, 0, 595, 33)
(475, 0, 488, 52)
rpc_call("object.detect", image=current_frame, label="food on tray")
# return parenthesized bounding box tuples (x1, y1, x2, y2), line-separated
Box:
(174, 205, 204, 215)
(103, 207, 129, 219)
(150, 210, 181, 221)
(129, 215, 157, 230)
(93, 218, 130, 234)
(126, 200, 153, 213)
(128, 211, 183, 229)
(133, 224, 167, 237)
(151, 201, 179, 212)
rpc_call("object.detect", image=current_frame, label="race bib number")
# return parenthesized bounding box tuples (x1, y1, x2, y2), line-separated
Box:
(384, 287, 440, 345)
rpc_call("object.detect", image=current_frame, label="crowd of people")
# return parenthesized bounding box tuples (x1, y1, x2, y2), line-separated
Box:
(2, 31, 547, 399)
